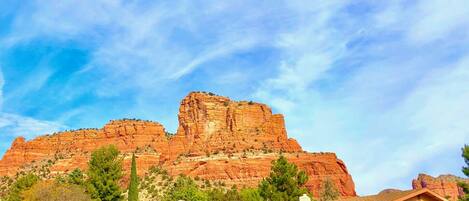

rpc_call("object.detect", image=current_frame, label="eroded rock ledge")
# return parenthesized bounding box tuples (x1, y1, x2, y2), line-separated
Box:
(0, 92, 356, 197)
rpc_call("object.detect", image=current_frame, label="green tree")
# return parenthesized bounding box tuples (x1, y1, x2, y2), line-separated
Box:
(68, 168, 85, 186)
(87, 145, 123, 201)
(240, 188, 263, 201)
(5, 173, 40, 201)
(459, 145, 469, 201)
(259, 155, 309, 201)
(319, 179, 339, 201)
(164, 175, 208, 201)
(127, 153, 138, 201)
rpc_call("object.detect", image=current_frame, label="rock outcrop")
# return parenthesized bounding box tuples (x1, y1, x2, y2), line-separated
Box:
(0, 92, 356, 197)
(412, 173, 469, 201)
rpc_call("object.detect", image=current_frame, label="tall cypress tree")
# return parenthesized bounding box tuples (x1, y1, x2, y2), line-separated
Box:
(128, 153, 139, 201)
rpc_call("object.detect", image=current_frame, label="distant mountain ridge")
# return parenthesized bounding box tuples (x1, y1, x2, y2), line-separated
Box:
(0, 91, 356, 197)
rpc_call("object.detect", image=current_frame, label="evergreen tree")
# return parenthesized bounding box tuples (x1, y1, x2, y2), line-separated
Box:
(462, 145, 469, 177)
(459, 145, 469, 201)
(319, 179, 339, 201)
(128, 153, 139, 201)
(87, 145, 123, 201)
(259, 155, 309, 201)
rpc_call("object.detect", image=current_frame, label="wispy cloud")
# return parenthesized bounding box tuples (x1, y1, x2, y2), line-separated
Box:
(0, 113, 65, 139)
(0, 69, 65, 155)
(253, 0, 469, 195)
(0, 0, 468, 195)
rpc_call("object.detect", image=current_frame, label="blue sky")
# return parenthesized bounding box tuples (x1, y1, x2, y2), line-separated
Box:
(0, 0, 468, 195)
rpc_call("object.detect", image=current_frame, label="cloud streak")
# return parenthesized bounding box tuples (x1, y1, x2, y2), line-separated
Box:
(254, 0, 469, 195)
(0, 0, 468, 195)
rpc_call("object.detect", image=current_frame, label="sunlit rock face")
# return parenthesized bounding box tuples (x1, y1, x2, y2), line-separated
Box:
(0, 92, 356, 197)
(413, 173, 469, 201)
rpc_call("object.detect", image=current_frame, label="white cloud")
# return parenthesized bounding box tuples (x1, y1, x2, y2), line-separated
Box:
(407, 0, 469, 43)
(0, 113, 65, 139)
(0, 69, 65, 140)
(1, 0, 468, 195)
(253, 0, 469, 195)
(2, 1, 282, 98)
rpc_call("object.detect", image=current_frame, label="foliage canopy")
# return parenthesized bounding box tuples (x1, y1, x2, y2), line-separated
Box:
(259, 155, 309, 201)
(87, 145, 123, 201)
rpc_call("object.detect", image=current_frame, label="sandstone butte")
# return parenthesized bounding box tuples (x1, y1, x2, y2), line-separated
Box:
(412, 173, 469, 201)
(0, 92, 356, 197)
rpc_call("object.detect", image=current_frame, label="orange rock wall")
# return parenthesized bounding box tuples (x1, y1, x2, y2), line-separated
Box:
(412, 173, 469, 201)
(0, 92, 356, 197)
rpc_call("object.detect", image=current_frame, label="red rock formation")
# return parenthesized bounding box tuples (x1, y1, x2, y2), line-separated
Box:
(412, 173, 469, 201)
(0, 92, 356, 197)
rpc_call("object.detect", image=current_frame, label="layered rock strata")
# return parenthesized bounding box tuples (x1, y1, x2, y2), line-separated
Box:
(0, 92, 356, 197)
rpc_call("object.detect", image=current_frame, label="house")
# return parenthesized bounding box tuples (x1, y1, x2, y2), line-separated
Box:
(299, 194, 311, 201)
(337, 188, 448, 201)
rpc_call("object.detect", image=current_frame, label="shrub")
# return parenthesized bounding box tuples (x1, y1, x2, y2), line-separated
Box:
(22, 180, 91, 201)
(164, 175, 208, 201)
(67, 168, 85, 186)
(5, 173, 39, 201)
(240, 188, 263, 201)
(319, 179, 339, 201)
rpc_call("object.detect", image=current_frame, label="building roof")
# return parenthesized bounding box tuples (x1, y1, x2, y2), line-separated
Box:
(337, 188, 447, 201)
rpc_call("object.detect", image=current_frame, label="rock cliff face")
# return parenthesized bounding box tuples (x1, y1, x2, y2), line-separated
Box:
(412, 173, 469, 201)
(0, 92, 356, 197)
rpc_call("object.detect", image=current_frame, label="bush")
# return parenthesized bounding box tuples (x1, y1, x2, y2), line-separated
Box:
(22, 180, 91, 201)
(207, 188, 225, 201)
(164, 175, 208, 201)
(319, 179, 339, 201)
(67, 169, 85, 186)
(5, 173, 39, 201)
(240, 188, 263, 201)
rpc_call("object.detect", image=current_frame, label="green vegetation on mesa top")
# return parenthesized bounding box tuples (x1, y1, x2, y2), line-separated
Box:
(0, 144, 330, 201)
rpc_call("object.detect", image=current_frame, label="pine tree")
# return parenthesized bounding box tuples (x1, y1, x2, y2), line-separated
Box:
(87, 145, 123, 201)
(128, 153, 139, 201)
(319, 179, 339, 201)
(459, 145, 469, 201)
(259, 155, 309, 201)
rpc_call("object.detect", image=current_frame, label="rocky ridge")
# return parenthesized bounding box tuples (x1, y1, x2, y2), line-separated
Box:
(0, 92, 356, 197)
(412, 173, 469, 201)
